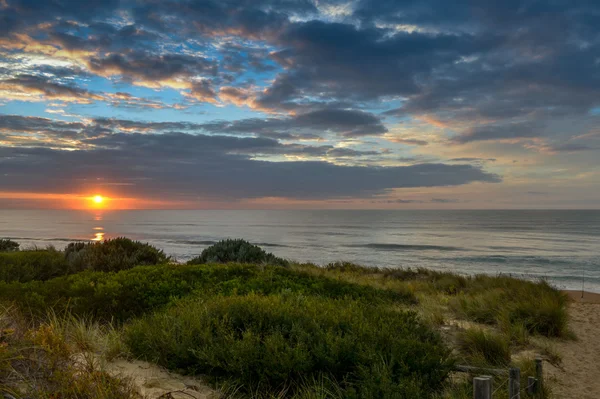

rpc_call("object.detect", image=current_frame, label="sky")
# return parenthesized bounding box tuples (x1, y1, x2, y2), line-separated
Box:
(0, 0, 599, 209)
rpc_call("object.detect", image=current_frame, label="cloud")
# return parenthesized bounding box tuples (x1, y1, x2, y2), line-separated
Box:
(430, 198, 461, 203)
(87, 52, 218, 89)
(452, 121, 544, 143)
(0, 74, 103, 103)
(0, 115, 500, 200)
(0, 142, 500, 200)
(1, 0, 599, 207)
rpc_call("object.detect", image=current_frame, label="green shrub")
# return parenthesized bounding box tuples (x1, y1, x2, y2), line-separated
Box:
(65, 237, 169, 273)
(0, 249, 68, 283)
(125, 294, 453, 397)
(0, 238, 19, 252)
(187, 239, 288, 266)
(457, 328, 511, 366)
(0, 263, 414, 322)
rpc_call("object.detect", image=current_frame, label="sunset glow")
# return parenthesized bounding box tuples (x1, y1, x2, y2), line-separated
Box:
(0, 1, 599, 209)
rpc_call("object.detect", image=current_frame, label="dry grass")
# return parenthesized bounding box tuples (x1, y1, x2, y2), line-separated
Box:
(0, 304, 139, 398)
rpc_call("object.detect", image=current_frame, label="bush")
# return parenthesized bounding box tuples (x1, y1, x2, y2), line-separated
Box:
(125, 294, 453, 397)
(457, 328, 511, 366)
(187, 239, 288, 266)
(0, 263, 415, 322)
(0, 249, 68, 283)
(65, 237, 169, 273)
(0, 238, 19, 252)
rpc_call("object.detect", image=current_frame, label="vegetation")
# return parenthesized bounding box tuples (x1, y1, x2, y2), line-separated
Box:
(188, 238, 288, 266)
(0, 238, 570, 398)
(0, 249, 68, 283)
(450, 277, 569, 337)
(65, 237, 169, 273)
(0, 263, 414, 322)
(0, 238, 168, 284)
(457, 328, 511, 366)
(0, 238, 19, 252)
(0, 306, 140, 398)
(125, 294, 453, 397)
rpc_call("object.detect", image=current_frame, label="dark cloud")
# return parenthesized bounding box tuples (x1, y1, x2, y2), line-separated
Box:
(115, 109, 388, 139)
(0, 0, 119, 36)
(0, 114, 500, 200)
(188, 80, 218, 103)
(0, 141, 500, 200)
(0, 74, 102, 103)
(430, 198, 461, 203)
(453, 122, 543, 143)
(252, 20, 495, 110)
(88, 52, 218, 84)
(131, 0, 315, 39)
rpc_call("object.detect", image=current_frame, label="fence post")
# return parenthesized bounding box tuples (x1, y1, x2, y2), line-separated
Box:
(535, 357, 543, 396)
(473, 375, 492, 399)
(509, 367, 520, 399)
(527, 376, 538, 395)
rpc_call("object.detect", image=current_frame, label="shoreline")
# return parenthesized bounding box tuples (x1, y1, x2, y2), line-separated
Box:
(562, 290, 600, 304)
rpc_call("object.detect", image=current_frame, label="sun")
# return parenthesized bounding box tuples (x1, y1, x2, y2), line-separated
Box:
(93, 195, 104, 204)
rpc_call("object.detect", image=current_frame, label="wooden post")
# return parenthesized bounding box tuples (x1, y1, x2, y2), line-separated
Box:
(535, 357, 543, 396)
(473, 375, 492, 399)
(527, 376, 538, 395)
(509, 367, 521, 399)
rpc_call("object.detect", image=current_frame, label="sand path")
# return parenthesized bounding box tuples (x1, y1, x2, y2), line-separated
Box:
(105, 358, 219, 399)
(546, 291, 600, 398)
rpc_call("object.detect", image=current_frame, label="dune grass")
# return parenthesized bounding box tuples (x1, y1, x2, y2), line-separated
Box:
(0, 305, 140, 398)
(457, 328, 511, 366)
(449, 278, 569, 338)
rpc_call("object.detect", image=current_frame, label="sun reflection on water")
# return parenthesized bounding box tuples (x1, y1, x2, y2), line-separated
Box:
(92, 212, 105, 241)
(92, 232, 105, 241)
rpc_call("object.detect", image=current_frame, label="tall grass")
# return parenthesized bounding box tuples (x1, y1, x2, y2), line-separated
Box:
(0, 305, 140, 398)
(457, 328, 511, 366)
(450, 278, 569, 338)
(125, 293, 454, 398)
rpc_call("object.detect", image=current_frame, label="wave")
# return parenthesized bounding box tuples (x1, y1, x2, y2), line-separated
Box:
(351, 243, 462, 251)
(167, 240, 290, 248)
(254, 242, 291, 248)
(167, 240, 217, 245)
(7, 236, 91, 243)
(451, 255, 583, 266)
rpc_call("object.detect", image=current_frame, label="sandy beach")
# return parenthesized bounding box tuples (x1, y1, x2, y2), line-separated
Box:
(546, 291, 600, 398)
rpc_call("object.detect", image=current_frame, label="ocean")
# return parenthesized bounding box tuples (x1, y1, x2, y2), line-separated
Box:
(1, 209, 599, 292)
